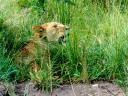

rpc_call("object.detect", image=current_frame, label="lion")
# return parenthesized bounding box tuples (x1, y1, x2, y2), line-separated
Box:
(15, 22, 69, 82)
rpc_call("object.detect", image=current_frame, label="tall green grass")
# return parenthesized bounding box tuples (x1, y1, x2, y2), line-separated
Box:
(0, 0, 128, 92)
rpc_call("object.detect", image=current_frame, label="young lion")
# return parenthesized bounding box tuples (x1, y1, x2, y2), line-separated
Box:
(15, 22, 69, 81)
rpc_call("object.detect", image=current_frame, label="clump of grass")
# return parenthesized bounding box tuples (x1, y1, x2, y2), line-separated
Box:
(0, 0, 128, 92)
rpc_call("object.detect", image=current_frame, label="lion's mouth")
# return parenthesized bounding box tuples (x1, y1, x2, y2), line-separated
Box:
(58, 36, 65, 44)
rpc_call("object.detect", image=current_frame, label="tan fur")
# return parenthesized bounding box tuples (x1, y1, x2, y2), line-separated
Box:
(15, 22, 69, 73)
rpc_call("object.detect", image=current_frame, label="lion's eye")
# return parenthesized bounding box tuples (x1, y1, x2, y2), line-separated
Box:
(53, 24, 57, 28)
(39, 30, 42, 32)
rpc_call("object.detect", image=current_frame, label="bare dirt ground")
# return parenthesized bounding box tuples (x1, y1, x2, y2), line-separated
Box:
(0, 81, 125, 96)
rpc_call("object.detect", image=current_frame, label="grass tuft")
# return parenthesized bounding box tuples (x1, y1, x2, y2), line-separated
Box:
(0, 0, 128, 92)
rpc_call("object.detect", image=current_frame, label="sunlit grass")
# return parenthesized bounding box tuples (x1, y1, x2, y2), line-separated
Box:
(0, 0, 128, 93)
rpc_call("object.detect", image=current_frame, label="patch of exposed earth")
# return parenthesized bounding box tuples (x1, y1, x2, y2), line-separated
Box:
(0, 81, 125, 96)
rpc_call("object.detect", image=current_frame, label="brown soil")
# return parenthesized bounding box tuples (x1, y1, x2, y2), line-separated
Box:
(0, 81, 125, 96)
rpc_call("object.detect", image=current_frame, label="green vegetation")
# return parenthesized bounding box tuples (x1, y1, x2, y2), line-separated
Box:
(0, 0, 128, 92)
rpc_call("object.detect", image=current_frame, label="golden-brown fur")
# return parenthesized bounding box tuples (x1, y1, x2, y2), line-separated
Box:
(15, 22, 69, 74)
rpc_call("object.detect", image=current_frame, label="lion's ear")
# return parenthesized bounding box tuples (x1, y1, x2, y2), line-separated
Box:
(32, 25, 45, 32)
